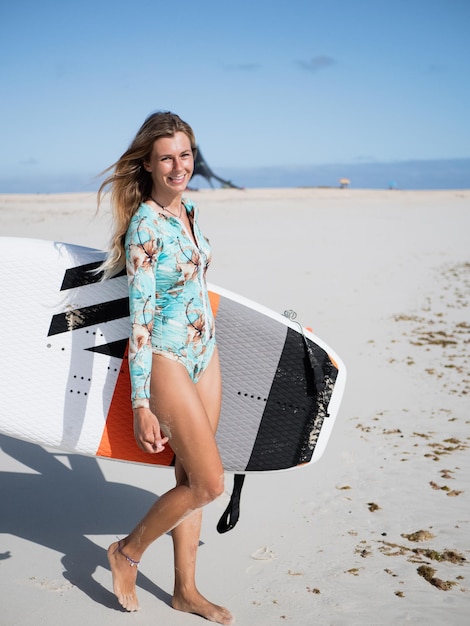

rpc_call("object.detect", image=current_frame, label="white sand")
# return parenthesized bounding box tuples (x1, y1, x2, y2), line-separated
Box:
(0, 188, 469, 625)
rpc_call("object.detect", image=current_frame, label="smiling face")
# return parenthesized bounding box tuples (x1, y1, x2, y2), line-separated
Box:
(144, 132, 194, 202)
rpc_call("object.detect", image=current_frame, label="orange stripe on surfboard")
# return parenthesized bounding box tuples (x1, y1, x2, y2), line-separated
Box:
(96, 344, 175, 466)
(209, 290, 220, 317)
(97, 290, 220, 465)
(328, 354, 339, 370)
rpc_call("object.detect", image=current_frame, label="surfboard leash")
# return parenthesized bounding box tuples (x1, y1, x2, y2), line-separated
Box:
(217, 474, 246, 534)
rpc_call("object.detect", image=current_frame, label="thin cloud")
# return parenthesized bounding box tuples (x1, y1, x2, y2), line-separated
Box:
(296, 55, 336, 73)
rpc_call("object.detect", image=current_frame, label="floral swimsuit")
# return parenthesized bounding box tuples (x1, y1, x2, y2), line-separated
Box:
(125, 198, 215, 409)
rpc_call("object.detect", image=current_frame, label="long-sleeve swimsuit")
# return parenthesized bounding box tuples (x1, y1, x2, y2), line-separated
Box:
(125, 199, 215, 409)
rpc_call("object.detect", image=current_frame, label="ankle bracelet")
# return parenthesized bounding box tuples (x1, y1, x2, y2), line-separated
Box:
(118, 540, 140, 568)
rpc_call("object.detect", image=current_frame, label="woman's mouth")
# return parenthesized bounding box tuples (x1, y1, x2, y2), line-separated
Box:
(169, 174, 186, 184)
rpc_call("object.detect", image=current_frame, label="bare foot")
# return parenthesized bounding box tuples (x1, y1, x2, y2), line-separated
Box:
(172, 590, 234, 625)
(107, 540, 140, 612)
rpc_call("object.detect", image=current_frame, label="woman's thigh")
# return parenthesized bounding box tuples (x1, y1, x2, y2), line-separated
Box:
(149, 350, 223, 488)
(195, 346, 222, 433)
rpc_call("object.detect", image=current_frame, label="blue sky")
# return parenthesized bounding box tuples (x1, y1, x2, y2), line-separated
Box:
(1, 0, 469, 190)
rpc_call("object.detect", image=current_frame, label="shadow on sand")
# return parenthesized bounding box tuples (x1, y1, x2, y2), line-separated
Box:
(0, 434, 173, 611)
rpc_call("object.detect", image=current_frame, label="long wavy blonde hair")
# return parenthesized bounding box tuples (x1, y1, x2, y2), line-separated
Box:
(98, 111, 197, 278)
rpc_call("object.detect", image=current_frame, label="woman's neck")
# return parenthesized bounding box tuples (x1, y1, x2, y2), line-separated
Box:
(150, 193, 184, 219)
(150, 190, 183, 214)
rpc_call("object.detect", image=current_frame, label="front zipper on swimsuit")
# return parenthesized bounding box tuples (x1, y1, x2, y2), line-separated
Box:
(199, 262, 211, 341)
(176, 219, 212, 343)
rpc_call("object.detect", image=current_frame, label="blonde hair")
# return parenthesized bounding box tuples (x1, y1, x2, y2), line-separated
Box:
(98, 111, 196, 277)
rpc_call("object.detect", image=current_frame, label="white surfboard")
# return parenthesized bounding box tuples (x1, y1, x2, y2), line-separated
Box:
(0, 237, 346, 474)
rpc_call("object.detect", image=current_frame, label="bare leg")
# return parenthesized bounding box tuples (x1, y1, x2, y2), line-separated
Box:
(171, 349, 233, 623)
(108, 349, 233, 622)
(171, 477, 233, 624)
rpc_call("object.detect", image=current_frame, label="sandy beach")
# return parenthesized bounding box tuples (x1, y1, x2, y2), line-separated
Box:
(0, 188, 469, 625)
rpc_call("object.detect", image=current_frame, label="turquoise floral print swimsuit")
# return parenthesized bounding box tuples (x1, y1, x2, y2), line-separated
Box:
(125, 198, 215, 409)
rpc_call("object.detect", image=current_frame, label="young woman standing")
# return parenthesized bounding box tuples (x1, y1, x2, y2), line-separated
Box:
(99, 111, 233, 625)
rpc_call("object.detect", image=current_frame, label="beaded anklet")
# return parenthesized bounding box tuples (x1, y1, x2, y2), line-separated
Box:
(118, 540, 140, 568)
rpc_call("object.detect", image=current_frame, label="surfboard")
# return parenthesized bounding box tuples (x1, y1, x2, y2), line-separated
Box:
(0, 237, 346, 474)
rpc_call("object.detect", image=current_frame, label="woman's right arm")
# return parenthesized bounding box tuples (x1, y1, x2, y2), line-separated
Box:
(126, 217, 168, 453)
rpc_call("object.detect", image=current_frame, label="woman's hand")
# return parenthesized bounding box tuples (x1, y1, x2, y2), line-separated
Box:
(133, 407, 169, 453)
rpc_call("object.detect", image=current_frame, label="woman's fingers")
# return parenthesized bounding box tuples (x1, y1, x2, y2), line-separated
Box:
(134, 408, 169, 453)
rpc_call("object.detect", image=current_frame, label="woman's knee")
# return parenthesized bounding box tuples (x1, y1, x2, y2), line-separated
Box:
(193, 473, 224, 506)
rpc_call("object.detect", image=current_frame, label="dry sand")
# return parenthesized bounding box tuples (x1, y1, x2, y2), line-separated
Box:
(0, 188, 469, 625)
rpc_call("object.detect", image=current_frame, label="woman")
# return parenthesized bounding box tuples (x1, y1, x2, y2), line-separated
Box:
(98, 111, 234, 625)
